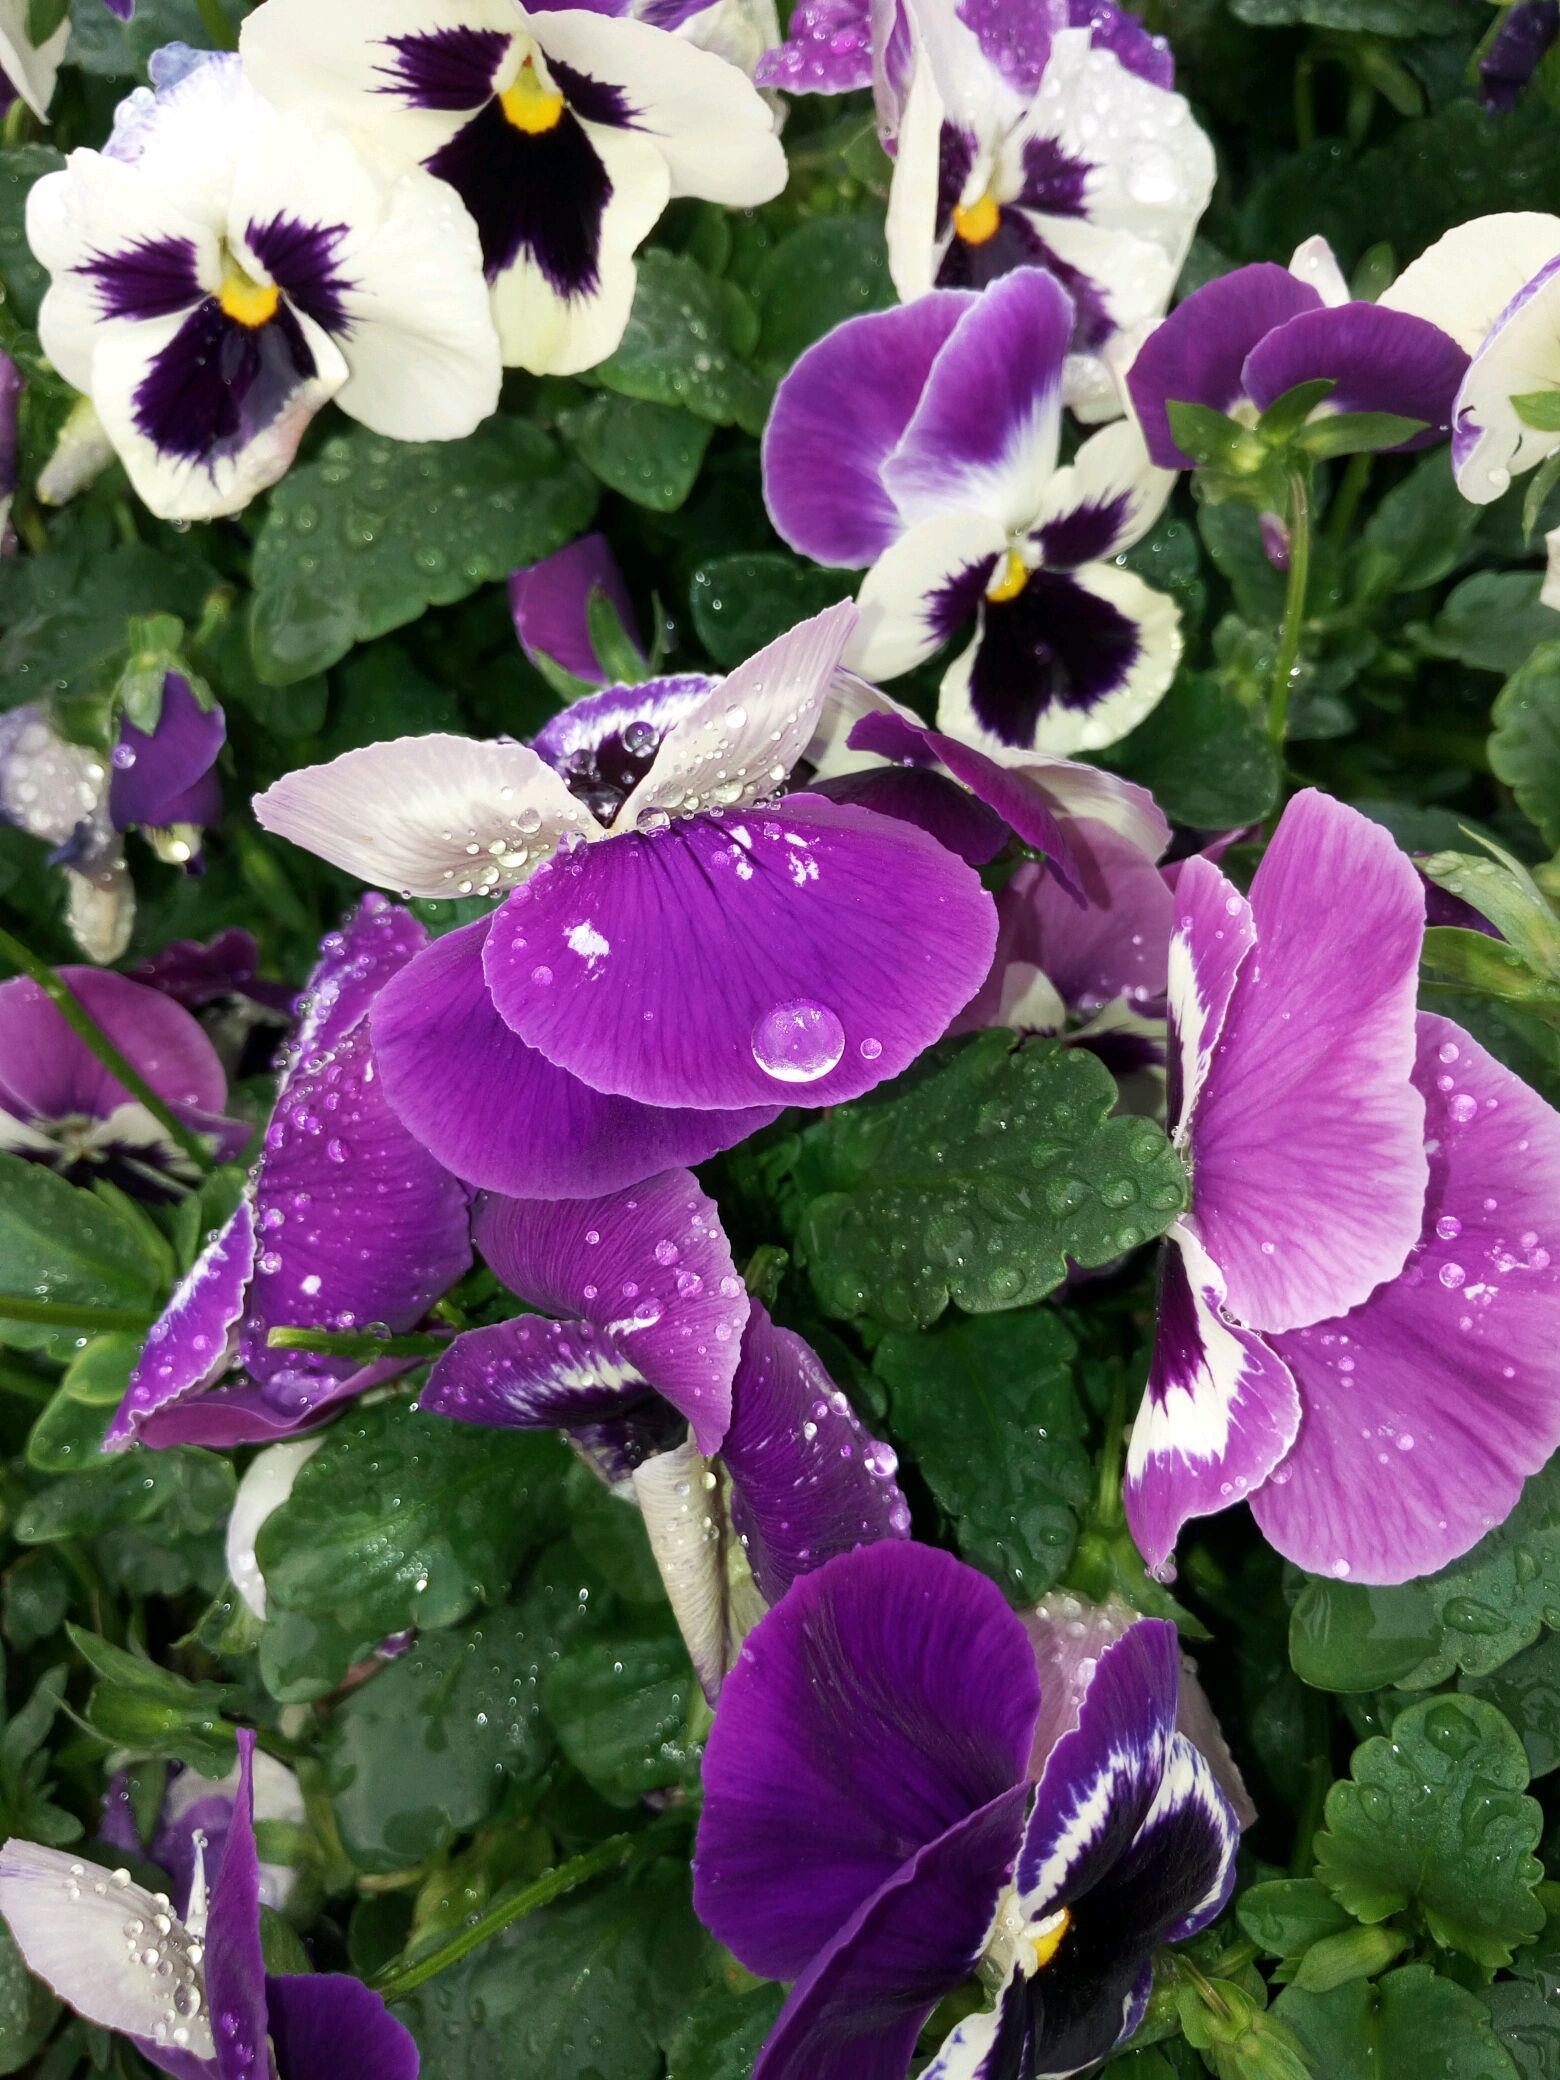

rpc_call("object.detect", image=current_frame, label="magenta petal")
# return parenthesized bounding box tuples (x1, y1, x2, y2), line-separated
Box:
(723, 1303, 910, 1603)
(371, 919, 781, 1199)
(205, 1731, 269, 2080)
(1126, 265, 1322, 468)
(1164, 854, 1255, 1137)
(763, 293, 976, 566)
(482, 798, 997, 1113)
(1244, 305, 1469, 452)
(109, 674, 225, 834)
(288, 893, 429, 1073)
(1186, 790, 1428, 1333)
(509, 532, 644, 685)
(748, 1786, 1031, 2080)
(471, 1171, 749, 1454)
(693, 1542, 1038, 1982)
(265, 1974, 419, 2080)
(0, 968, 228, 1125)
(1254, 1014, 1560, 1583)
(109, 1201, 255, 1449)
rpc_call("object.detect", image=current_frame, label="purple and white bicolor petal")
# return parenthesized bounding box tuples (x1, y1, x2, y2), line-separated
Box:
(1163, 853, 1254, 1137)
(1254, 1014, 1560, 1583)
(286, 889, 430, 1071)
(510, 532, 646, 685)
(109, 674, 224, 842)
(1378, 212, 1560, 356)
(1453, 249, 1560, 501)
(111, 1202, 257, 1448)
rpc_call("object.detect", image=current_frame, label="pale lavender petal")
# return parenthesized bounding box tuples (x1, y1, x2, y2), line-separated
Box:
(509, 532, 644, 686)
(370, 919, 780, 1199)
(108, 1201, 255, 1449)
(1187, 790, 1428, 1333)
(482, 795, 997, 1112)
(108, 675, 224, 835)
(693, 1541, 1038, 1981)
(0, 968, 228, 1127)
(1255, 1014, 1560, 1583)
(723, 1302, 910, 1603)
(204, 1731, 268, 2080)
(1243, 304, 1468, 452)
(265, 1973, 419, 2080)
(1163, 854, 1255, 1139)
(763, 293, 976, 565)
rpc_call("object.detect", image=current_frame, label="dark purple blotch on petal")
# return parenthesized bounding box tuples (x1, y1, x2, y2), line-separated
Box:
(81, 235, 201, 322)
(810, 765, 1009, 866)
(1037, 494, 1133, 569)
(966, 571, 1142, 746)
(374, 25, 510, 109)
(246, 216, 352, 337)
(426, 98, 611, 294)
(132, 297, 316, 467)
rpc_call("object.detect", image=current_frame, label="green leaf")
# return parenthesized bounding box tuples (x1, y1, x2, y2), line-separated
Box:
(1463, 1629, 1560, 1778)
(1423, 573, 1557, 677)
(1359, 449, 1481, 597)
(1315, 1697, 1544, 1968)
(0, 1917, 57, 2077)
(1484, 1977, 1560, 2080)
(0, 146, 65, 332)
(592, 251, 769, 436)
(14, 1449, 233, 1545)
(1237, 1877, 1354, 1961)
(557, 394, 713, 514)
(26, 1387, 110, 1475)
(1289, 1574, 1441, 1692)
(688, 553, 856, 670)
(1275, 1966, 1519, 2080)
(26, 0, 68, 45)
(256, 1401, 570, 1702)
(1258, 378, 1339, 443)
(325, 1606, 558, 1873)
(248, 420, 597, 684)
(1104, 672, 1280, 829)
(1420, 844, 1560, 982)
(666, 1979, 786, 2080)
(1293, 411, 1427, 460)
(1421, 928, 1560, 1022)
(542, 1627, 703, 1805)
(1229, 0, 1460, 33)
(1514, 391, 1560, 435)
(1491, 642, 1560, 850)
(785, 1033, 1187, 1331)
(66, 0, 247, 77)
(749, 215, 893, 379)
(0, 1157, 165, 1360)
(875, 1309, 1089, 1602)
(1168, 400, 1267, 472)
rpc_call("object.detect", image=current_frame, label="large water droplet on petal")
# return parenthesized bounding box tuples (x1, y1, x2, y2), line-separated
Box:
(750, 1000, 845, 1084)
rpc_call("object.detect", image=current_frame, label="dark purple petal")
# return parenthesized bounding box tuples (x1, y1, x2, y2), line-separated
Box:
(423, 1313, 658, 1435)
(1243, 304, 1469, 451)
(1037, 493, 1133, 569)
(724, 1302, 910, 1603)
(79, 235, 201, 321)
(109, 1202, 254, 1449)
(810, 765, 1009, 866)
(245, 216, 351, 337)
(763, 294, 976, 566)
(132, 931, 292, 1016)
(204, 1732, 268, 2080)
(99, 0, 135, 17)
(0, 967, 229, 1127)
(962, 573, 1144, 747)
(426, 98, 609, 294)
(1126, 265, 1321, 468)
(374, 25, 509, 110)
(265, 1973, 420, 2080)
(755, 0, 875, 93)
(693, 1541, 1037, 1981)
(109, 674, 225, 834)
(482, 797, 998, 1112)
(510, 532, 645, 686)
(1481, 0, 1559, 112)
(530, 676, 712, 780)
(1071, 0, 1173, 86)
(0, 353, 20, 513)
(287, 893, 429, 1074)
(371, 918, 780, 1199)
(132, 297, 317, 467)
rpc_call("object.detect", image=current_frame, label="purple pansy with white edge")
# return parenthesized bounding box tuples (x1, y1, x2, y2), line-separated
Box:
(1125, 787, 1560, 1585)
(0, 1730, 419, 2080)
(0, 705, 133, 963)
(693, 1541, 1238, 2080)
(1126, 235, 1471, 472)
(766, 269, 1181, 756)
(509, 531, 647, 686)
(885, 0, 1212, 419)
(25, 46, 500, 522)
(102, 1749, 308, 1919)
(240, 0, 786, 377)
(0, 966, 246, 1198)
(108, 895, 473, 1450)
(109, 673, 225, 868)
(254, 604, 1000, 1200)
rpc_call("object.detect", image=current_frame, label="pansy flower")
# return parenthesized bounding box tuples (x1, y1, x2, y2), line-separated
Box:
(422, 1168, 909, 1694)
(0, 966, 246, 1197)
(1125, 788, 1560, 1584)
(108, 895, 473, 1449)
(509, 530, 647, 686)
(766, 269, 1181, 756)
(884, 0, 1213, 417)
(0, 1730, 419, 2080)
(101, 1749, 308, 1918)
(1481, 1, 1559, 112)
(26, 45, 501, 521)
(240, 0, 786, 376)
(255, 604, 999, 1200)
(694, 1540, 1238, 2080)
(0, 704, 133, 963)
(109, 672, 226, 868)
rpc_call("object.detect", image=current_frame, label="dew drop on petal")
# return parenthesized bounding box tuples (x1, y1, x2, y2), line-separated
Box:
(750, 999, 845, 1084)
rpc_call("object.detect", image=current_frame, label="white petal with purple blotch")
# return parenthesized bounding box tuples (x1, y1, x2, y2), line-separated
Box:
(852, 511, 1010, 681)
(1379, 211, 1560, 355)
(1453, 251, 1560, 502)
(1032, 419, 1174, 566)
(254, 733, 595, 897)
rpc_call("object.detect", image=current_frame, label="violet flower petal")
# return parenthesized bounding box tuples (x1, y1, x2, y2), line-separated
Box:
(530, 675, 715, 780)
(424, 1314, 653, 1434)
(109, 1201, 255, 1449)
(203, 1731, 269, 2080)
(755, 0, 877, 93)
(287, 891, 429, 1072)
(810, 764, 1010, 866)
(509, 532, 644, 686)
(265, 1972, 420, 2080)
(1242, 303, 1468, 452)
(1164, 852, 1255, 1137)
(109, 674, 225, 834)
(0, 967, 228, 1126)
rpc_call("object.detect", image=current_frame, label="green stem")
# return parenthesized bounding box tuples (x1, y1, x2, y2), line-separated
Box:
(1290, 1692, 1332, 1876)
(192, 0, 238, 50)
(1325, 452, 1372, 547)
(373, 1821, 682, 2002)
(1268, 466, 1313, 755)
(1094, 1369, 1129, 1531)
(265, 1327, 450, 1360)
(0, 1360, 53, 1406)
(0, 924, 215, 1176)
(0, 1295, 157, 1333)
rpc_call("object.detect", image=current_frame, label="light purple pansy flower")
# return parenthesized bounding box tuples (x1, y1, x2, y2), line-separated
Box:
(1126, 240, 1471, 472)
(109, 673, 225, 866)
(0, 1730, 419, 2080)
(255, 605, 1000, 1200)
(0, 966, 246, 1198)
(26, 46, 500, 522)
(102, 1749, 307, 1920)
(885, 0, 1212, 418)
(241, 0, 785, 378)
(1126, 788, 1560, 1585)
(109, 895, 473, 1450)
(694, 1541, 1238, 2080)
(1482, 1, 1559, 112)
(766, 270, 1182, 756)
(509, 531, 647, 686)
(0, 705, 134, 963)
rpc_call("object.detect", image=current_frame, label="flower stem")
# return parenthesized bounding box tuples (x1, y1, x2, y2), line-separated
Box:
(0, 1296, 156, 1333)
(1325, 452, 1372, 548)
(372, 1819, 685, 2002)
(193, 0, 238, 51)
(1094, 1368, 1130, 1531)
(1267, 466, 1313, 754)
(265, 1326, 450, 1360)
(0, 923, 216, 1177)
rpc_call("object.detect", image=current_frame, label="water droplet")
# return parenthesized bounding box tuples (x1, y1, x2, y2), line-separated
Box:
(750, 1000, 845, 1084)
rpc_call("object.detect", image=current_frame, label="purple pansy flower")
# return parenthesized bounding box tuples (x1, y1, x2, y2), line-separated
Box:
(241, 0, 785, 377)
(0, 966, 246, 1197)
(0, 1730, 419, 2080)
(766, 270, 1181, 756)
(108, 895, 473, 1450)
(132, 929, 295, 1018)
(884, 0, 1212, 418)
(26, 46, 500, 521)
(1126, 240, 1471, 472)
(110, 674, 226, 867)
(694, 1541, 1239, 2080)
(422, 1169, 909, 1695)
(0, 705, 134, 963)
(102, 1750, 307, 1920)
(510, 531, 647, 686)
(1482, 1, 1558, 112)
(1125, 788, 1560, 1585)
(255, 605, 1000, 1200)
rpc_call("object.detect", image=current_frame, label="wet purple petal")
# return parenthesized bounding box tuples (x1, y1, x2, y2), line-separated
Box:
(108, 675, 225, 836)
(1126, 264, 1320, 468)
(1243, 303, 1468, 452)
(509, 532, 645, 686)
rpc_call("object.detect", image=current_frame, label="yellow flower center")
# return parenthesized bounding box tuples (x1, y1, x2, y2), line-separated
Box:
(218, 266, 280, 329)
(986, 549, 1030, 603)
(1029, 1907, 1072, 1972)
(500, 60, 565, 134)
(953, 191, 1001, 245)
